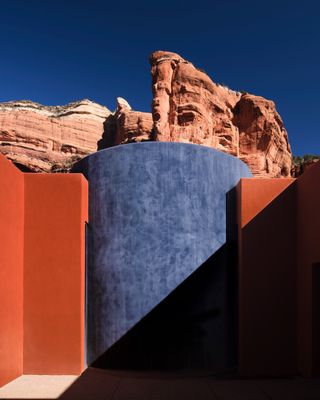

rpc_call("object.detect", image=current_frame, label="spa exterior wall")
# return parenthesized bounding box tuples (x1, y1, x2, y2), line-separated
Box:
(73, 142, 252, 365)
(0, 155, 87, 385)
(0, 156, 24, 387)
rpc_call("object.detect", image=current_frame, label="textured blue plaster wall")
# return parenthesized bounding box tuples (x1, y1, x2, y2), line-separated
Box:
(73, 142, 252, 364)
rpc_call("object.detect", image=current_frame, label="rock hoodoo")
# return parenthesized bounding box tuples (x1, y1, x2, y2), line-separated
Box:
(0, 51, 293, 177)
(113, 97, 153, 145)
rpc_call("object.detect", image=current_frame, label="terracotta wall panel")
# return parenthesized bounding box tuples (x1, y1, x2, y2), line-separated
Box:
(239, 178, 295, 228)
(0, 156, 24, 386)
(23, 174, 88, 374)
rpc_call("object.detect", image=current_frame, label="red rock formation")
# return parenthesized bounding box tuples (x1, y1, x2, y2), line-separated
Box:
(150, 51, 240, 156)
(233, 94, 292, 177)
(0, 99, 111, 172)
(113, 98, 153, 144)
(149, 51, 292, 177)
(0, 51, 293, 177)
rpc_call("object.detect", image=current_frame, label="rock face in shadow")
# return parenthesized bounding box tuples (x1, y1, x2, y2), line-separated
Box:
(0, 99, 111, 172)
(0, 51, 293, 177)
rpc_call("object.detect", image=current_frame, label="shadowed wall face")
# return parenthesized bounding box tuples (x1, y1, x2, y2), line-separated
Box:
(92, 243, 238, 372)
(0, 156, 24, 387)
(73, 142, 252, 365)
(237, 178, 297, 376)
(296, 162, 320, 377)
(23, 174, 88, 374)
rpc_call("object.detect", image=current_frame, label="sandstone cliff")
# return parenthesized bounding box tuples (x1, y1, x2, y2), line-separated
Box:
(150, 51, 241, 156)
(0, 51, 293, 177)
(148, 51, 292, 177)
(113, 97, 153, 145)
(0, 99, 111, 172)
(234, 93, 292, 177)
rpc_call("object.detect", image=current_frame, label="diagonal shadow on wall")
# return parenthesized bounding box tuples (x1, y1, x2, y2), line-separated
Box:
(238, 181, 297, 376)
(0, 189, 240, 400)
(90, 242, 236, 372)
(87, 188, 239, 373)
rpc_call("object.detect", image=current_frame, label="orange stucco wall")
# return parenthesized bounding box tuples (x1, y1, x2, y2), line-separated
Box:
(0, 155, 88, 385)
(237, 178, 297, 376)
(2, 151, 319, 382)
(296, 162, 320, 377)
(238, 178, 295, 228)
(23, 174, 88, 374)
(0, 156, 24, 387)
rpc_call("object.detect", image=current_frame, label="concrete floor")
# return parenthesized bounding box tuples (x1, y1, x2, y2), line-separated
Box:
(1, 369, 320, 399)
(0, 375, 78, 399)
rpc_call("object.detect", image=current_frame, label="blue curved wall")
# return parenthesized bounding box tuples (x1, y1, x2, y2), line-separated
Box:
(73, 142, 252, 365)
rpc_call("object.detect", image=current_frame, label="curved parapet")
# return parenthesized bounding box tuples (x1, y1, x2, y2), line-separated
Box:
(73, 142, 252, 365)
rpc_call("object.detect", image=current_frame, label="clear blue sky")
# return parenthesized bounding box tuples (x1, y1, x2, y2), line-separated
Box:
(1, 0, 319, 155)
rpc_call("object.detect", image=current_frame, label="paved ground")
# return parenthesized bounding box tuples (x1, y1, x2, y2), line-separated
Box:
(1, 369, 320, 399)
(0, 375, 78, 399)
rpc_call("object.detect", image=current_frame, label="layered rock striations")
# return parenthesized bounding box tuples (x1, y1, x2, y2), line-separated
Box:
(149, 51, 292, 177)
(234, 94, 292, 177)
(150, 51, 241, 156)
(113, 97, 153, 145)
(0, 51, 293, 177)
(0, 99, 111, 172)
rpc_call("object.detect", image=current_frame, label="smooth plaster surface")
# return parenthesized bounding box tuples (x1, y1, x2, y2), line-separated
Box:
(23, 174, 88, 374)
(0, 156, 24, 387)
(73, 142, 252, 364)
(237, 178, 297, 376)
(0, 157, 88, 385)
